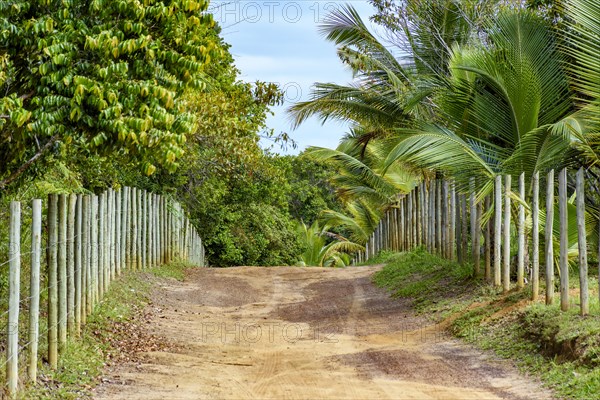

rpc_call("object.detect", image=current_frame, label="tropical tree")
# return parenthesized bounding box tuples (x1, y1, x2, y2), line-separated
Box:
(296, 220, 363, 267)
(0, 0, 220, 188)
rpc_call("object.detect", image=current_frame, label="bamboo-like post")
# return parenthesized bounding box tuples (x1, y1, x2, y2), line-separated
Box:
(104, 190, 110, 288)
(75, 194, 83, 336)
(415, 187, 421, 247)
(558, 168, 569, 311)
(155, 194, 160, 266)
(28, 199, 42, 382)
(91, 195, 99, 305)
(494, 176, 502, 287)
(141, 190, 147, 269)
(58, 194, 68, 350)
(545, 170, 555, 304)
(47, 194, 59, 368)
(120, 188, 128, 274)
(67, 194, 76, 335)
(7, 201, 21, 396)
(107, 189, 114, 284)
(407, 193, 413, 250)
(98, 192, 105, 298)
(131, 188, 138, 269)
(138, 188, 143, 268)
(161, 196, 167, 263)
(531, 172, 540, 300)
(422, 184, 428, 247)
(576, 168, 588, 315)
(456, 192, 463, 264)
(436, 181, 442, 255)
(114, 189, 121, 277)
(125, 187, 132, 270)
(399, 197, 405, 252)
(484, 196, 492, 282)
(82, 196, 91, 321)
(461, 194, 468, 264)
(449, 182, 456, 260)
(412, 191, 418, 249)
(428, 181, 434, 253)
(444, 181, 450, 258)
(441, 181, 448, 258)
(147, 192, 153, 267)
(517, 173, 525, 289)
(503, 175, 512, 293)
(392, 208, 398, 251)
(470, 182, 478, 275)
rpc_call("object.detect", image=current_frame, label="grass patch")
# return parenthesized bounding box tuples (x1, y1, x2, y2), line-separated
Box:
(372, 248, 600, 400)
(16, 262, 194, 399)
(149, 260, 194, 281)
(372, 247, 478, 319)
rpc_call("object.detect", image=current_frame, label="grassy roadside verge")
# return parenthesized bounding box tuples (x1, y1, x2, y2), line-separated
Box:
(21, 261, 194, 399)
(371, 248, 600, 400)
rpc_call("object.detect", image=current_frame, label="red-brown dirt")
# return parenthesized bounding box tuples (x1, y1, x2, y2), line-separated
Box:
(93, 266, 554, 399)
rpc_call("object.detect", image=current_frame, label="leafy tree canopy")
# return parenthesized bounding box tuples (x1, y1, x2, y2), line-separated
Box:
(0, 0, 221, 186)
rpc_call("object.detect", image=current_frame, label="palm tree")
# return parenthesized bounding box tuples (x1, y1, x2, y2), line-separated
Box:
(296, 220, 363, 267)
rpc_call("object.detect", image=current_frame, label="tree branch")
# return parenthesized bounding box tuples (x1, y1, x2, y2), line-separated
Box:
(0, 135, 59, 189)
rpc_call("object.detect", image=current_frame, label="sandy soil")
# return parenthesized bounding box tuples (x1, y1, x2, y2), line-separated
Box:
(93, 266, 554, 400)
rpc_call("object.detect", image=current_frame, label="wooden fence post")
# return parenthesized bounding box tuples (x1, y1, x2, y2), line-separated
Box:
(141, 190, 147, 269)
(484, 196, 492, 282)
(82, 195, 91, 321)
(576, 168, 588, 315)
(58, 194, 68, 349)
(441, 181, 448, 258)
(470, 182, 479, 276)
(503, 175, 512, 293)
(47, 194, 58, 368)
(120, 188, 128, 274)
(131, 188, 138, 270)
(559, 168, 569, 311)
(461, 194, 468, 263)
(28, 199, 42, 382)
(91, 195, 99, 305)
(545, 170, 555, 305)
(136, 189, 144, 270)
(108, 189, 114, 285)
(532, 172, 540, 301)
(436, 181, 442, 255)
(75, 194, 83, 336)
(517, 173, 525, 290)
(67, 194, 77, 335)
(7, 201, 21, 396)
(494, 176, 502, 287)
(115, 189, 121, 277)
(98, 192, 105, 298)
(450, 181, 456, 260)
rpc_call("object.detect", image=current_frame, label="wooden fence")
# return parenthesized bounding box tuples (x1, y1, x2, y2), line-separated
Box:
(1, 187, 205, 397)
(355, 168, 598, 315)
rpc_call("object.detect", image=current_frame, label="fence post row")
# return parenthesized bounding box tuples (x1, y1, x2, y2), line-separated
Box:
(353, 169, 597, 317)
(3, 187, 205, 396)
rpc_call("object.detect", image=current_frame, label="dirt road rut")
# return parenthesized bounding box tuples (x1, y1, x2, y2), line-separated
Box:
(94, 266, 553, 399)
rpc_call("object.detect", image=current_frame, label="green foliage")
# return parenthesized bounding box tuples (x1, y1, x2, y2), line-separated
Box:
(0, 0, 221, 185)
(372, 248, 473, 310)
(373, 248, 600, 400)
(20, 270, 152, 399)
(296, 220, 363, 267)
(272, 155, 342, 225)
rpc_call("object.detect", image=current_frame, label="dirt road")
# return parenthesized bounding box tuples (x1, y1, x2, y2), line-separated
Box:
(94, 266, 553, 399)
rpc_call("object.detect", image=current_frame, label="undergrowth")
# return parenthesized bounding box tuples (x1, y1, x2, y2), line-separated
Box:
(371, 248, 600, 400)
(16, 261, 194, 399)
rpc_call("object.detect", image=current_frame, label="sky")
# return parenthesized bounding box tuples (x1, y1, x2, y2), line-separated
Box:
(209, 0, 376, 154)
